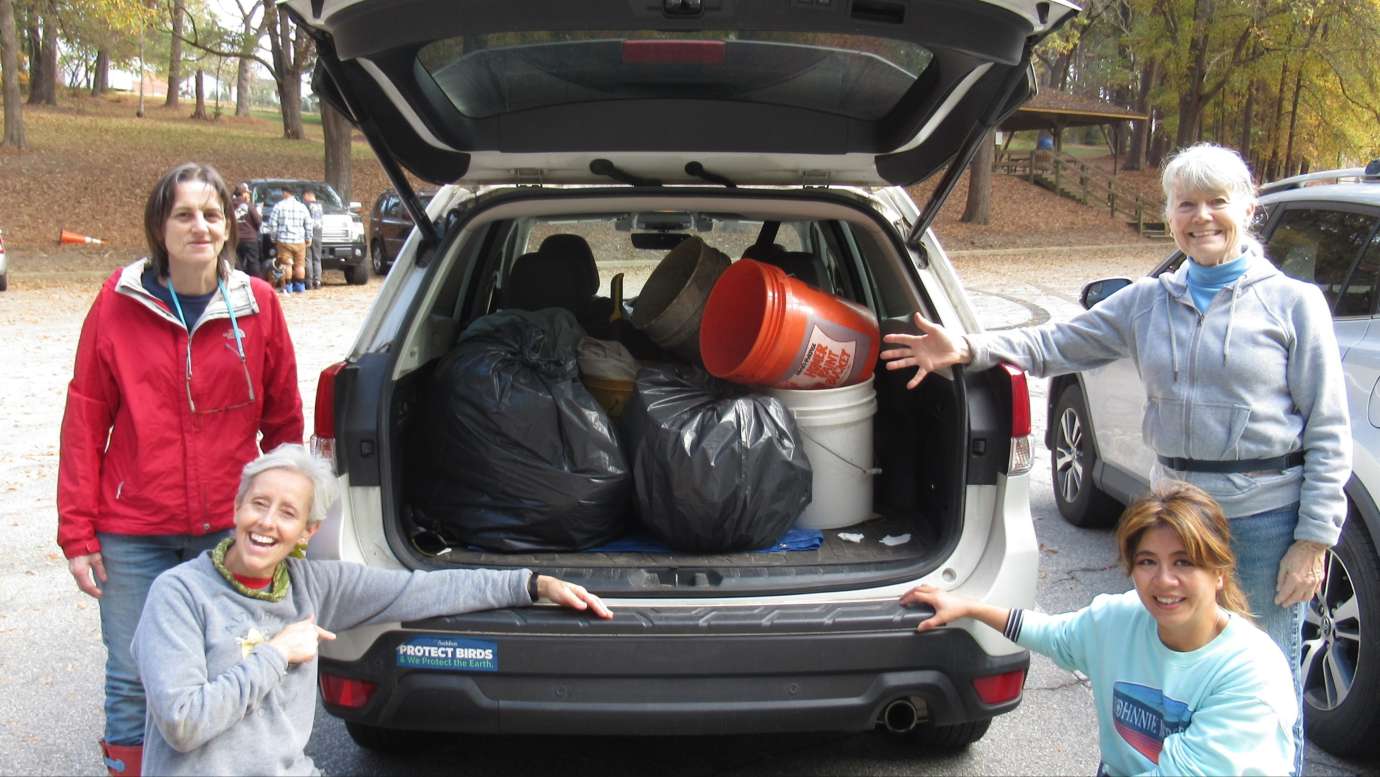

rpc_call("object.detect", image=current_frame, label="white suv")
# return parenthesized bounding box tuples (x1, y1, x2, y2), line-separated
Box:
(1048, 161, 1380, 757)
(287, 0, 1078, 752)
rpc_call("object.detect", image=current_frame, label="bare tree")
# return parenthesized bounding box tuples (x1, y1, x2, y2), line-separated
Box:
(0, 0, 24, 147)
(232, 0, 269, 116)
(164, 0, 183, 107)
(190, 67, 208, 119)
(264, 0, 313, 138)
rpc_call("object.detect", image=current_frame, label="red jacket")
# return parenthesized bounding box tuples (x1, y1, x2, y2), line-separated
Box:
(57, 260, 303, 558)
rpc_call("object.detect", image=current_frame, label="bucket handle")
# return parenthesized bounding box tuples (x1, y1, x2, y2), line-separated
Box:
(798, 428, 882, 478)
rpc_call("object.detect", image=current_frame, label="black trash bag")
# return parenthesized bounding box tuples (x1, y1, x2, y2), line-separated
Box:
(622, 364, 812, 553)
(417, 308, 630, 552)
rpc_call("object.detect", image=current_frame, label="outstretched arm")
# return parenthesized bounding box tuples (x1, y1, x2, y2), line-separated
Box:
(880, 313, 973, 390)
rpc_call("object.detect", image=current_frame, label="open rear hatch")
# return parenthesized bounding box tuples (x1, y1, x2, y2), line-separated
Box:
(286, 0, 1077, 239)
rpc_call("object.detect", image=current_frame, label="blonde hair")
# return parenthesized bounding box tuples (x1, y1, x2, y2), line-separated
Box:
(1115, 481, 1253, 619)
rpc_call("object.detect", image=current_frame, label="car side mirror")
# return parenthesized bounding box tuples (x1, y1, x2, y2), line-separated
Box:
(1080, 278, 1132, 309)
(349, 201, 362, 212)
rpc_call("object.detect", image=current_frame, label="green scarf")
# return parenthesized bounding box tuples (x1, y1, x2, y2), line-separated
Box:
(211, 537, 292, 603)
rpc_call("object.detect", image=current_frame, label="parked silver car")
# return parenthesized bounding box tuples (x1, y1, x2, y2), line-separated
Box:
(1049, 161, 1380, 757)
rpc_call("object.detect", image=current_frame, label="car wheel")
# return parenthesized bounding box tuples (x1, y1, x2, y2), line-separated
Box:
(1301, 517, 1380, 757)
(906, 718, 991, 750)
(1051, 383, 1121, 528)
(371, 240, 385, 275)
(344, 262, 369, 286)
(0, 271, 8, 291)
(343, 720, 429, 754)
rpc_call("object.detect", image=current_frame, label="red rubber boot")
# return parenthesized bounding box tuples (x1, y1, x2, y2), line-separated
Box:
(100, 740, 142, 777)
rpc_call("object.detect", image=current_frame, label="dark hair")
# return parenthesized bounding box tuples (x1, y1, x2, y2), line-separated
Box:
(143, 162, 237, 280)
(1115, 481, 1253, 618)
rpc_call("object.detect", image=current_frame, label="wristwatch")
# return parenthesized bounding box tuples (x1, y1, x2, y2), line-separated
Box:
(527, 572, 541, 603)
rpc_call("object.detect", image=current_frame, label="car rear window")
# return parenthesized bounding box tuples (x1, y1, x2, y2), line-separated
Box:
(417, 31, 933, 121)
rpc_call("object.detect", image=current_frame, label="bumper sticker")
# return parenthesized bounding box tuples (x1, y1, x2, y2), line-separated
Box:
(396, 636, 498, 672)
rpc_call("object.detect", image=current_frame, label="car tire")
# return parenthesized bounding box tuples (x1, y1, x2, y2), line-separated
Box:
(0, 271, 8, 291)
(371, 240, 387, 276)
(1302, 516, 1380, 757)
(906, 718, 991, 750)
(344, 262, 369, 286)
(344, 721, 428, 753)
(1051, 383, 1121, 528)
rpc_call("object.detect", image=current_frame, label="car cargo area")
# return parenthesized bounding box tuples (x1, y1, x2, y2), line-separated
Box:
(366, 189, 995, 594)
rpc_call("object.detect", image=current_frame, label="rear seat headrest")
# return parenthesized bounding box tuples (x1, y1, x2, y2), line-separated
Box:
(760, 250, 827, 290)
(505, 251, 589, 313)
(740, 242, 786, 262)
(538, 234, 600, 297)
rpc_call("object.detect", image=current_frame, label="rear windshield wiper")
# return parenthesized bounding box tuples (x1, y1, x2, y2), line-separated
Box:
(685, 162, 736, 188)
(590, 158, 661, 187)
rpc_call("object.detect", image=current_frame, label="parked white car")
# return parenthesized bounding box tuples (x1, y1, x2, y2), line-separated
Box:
(1048, 161, 1380, 757)
(287, 0, 1079, 753)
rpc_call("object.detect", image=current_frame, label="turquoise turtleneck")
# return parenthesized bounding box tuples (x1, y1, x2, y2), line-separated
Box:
(1185, 251, 1250, 313)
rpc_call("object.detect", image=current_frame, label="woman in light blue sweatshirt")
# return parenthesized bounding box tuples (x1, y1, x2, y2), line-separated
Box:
(131, 445, 613, 776)
(881, 143, 1349, 772)
(902, 482, 1297, 776)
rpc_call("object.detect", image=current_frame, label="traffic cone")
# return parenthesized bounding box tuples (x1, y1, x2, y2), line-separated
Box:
(59, 229, 106, 246)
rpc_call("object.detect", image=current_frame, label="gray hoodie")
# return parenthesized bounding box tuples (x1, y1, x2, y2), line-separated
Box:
(967, 247, 1350, 545)
(131, 554, 533, 776)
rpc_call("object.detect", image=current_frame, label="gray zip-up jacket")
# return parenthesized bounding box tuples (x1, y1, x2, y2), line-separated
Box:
(967, 247, 1350, 545)
(132, 554, 533, 776)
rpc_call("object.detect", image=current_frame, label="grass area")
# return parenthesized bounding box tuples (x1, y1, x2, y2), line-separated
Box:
(251, 108, 323, 127)
(0, 92, 395, 251)
(1003, 139, 1111, 159)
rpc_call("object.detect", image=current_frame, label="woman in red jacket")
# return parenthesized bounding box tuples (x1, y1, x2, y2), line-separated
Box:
(57, 162, 303, 777)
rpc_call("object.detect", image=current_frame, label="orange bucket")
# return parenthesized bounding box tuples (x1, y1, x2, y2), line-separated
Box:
(699, 259, 879, 389)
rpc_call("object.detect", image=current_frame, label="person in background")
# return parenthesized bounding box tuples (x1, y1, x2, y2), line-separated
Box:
(232, 184, 262, 279)
(880, 142, 1349, 774)
(267, 188, 310, 294)
(902, 482, 1296, 776)
(302, 190, 324, 291)
(132, 444, 613, 776)
(58, 162, 303, 777)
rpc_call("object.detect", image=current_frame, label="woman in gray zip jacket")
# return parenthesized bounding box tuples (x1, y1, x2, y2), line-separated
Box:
(881, 142, 1350, 772)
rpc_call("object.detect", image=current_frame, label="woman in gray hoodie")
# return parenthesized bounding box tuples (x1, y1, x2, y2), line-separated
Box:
(131, 445, 612, 775)
(880, 142, 1349, 773)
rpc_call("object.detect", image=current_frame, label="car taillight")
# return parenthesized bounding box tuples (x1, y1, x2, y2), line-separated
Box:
(319, 672, 376, 709)
(1001, 363, 1033, 475)
(972, 669, 1025, 705)
(311, 361, 346, 463)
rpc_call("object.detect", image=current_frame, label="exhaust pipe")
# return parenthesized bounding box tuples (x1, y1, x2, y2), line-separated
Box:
(881, 698, 919, 734)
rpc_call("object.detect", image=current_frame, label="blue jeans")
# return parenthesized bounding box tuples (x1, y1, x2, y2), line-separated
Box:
(97, 531, 228, 745)
(1229, 505, 1306, 776)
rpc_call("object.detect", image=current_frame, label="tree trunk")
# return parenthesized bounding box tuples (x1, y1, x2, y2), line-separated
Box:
(1239, 79, 1258, 166)
(322, 100, 354, 202)
(26, 4, 56, 105)
(1148, 115, 1169, 168)
(235, 55, 252, 116)
(267, 1, 309, 139)
(91, 49, 109, 95)
(1125, 59, 1157, 172)
(0, 0, 25, 148)
(960, 129, 994, 225)
(190, 68, 208, 119)
(1174, 0, 1212, 150)
(1283, 62, 1305, 176)
(165, 0, 184, 108)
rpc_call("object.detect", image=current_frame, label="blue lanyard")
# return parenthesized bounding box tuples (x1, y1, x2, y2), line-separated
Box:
(168, 277, 255, 411)
(168, 277, 245, 359)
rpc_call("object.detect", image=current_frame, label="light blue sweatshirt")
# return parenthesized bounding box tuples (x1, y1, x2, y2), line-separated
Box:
(967, 246, 1351, 545)
(1008, 591, 1296, 776)
(131, 554, 534, 776)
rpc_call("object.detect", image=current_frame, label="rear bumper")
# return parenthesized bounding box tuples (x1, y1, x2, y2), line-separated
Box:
(319, 602, 1029, 735)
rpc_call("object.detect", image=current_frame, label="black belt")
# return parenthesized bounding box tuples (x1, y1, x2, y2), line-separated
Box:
(1157, 451, 1305, 473)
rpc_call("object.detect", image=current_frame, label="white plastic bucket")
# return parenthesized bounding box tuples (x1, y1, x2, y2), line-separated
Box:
(768, 377, 879, 530)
